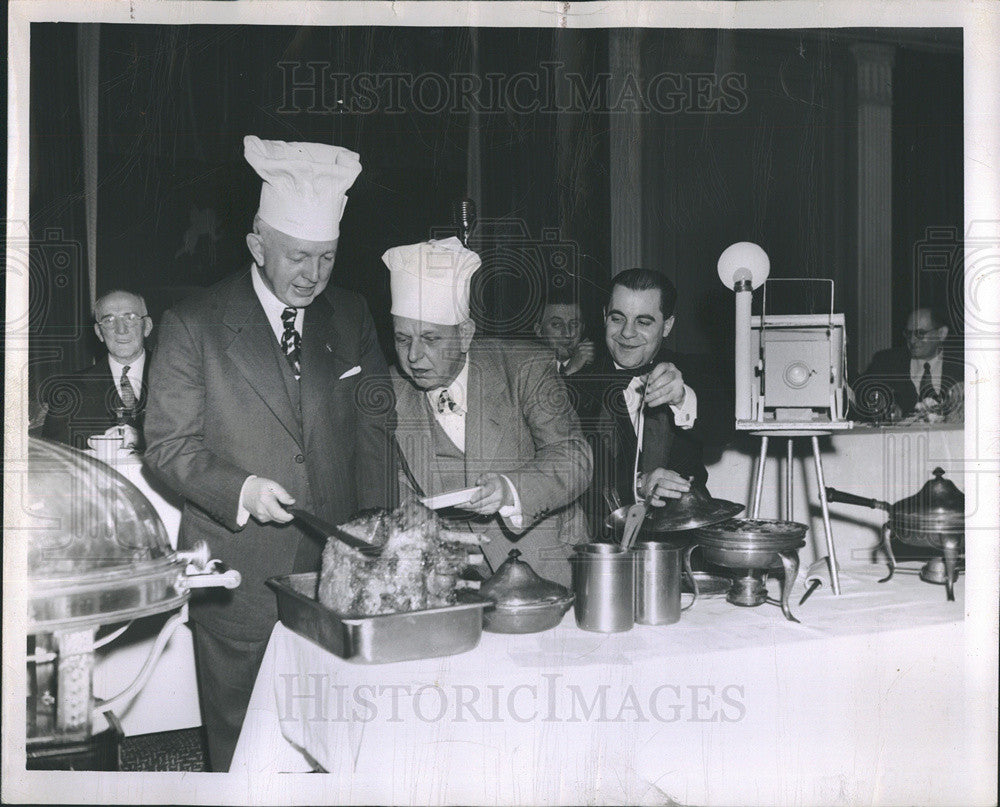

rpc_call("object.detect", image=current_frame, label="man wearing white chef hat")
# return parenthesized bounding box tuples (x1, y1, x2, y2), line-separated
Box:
(386, 238, 591, 586)
(145, 136, 397, 771)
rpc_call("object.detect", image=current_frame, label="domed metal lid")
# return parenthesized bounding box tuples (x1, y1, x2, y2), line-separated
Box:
(892, 467, 964, 524)
(480, 549, 570, 607)
(26, 438, 185, 631)
(605, 479, 743, 538)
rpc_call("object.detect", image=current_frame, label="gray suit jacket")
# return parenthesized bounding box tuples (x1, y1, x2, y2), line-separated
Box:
(144, 269, 397, 640)
(392, 338, 592, 587)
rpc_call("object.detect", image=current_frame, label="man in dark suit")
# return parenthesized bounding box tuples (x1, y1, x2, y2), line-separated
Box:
(533, 286, 596, 377)
(385, 238, 592, 586)
(570, 269, 733, 523)
(853, 307, 964, 422)
(144, 136, 397, 771)
(41, 289, 152, 450)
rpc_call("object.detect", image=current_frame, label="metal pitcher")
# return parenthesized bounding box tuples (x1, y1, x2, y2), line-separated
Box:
(570, 543, 634, 633)
(633, 541, 697, 625)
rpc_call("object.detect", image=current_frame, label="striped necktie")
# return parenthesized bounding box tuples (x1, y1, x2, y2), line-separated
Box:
(280, 307, 301, 379)
(119, 365, 137, 411)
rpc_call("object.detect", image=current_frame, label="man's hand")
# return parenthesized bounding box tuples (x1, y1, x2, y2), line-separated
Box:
(565, 339, 596, 375)
(639, 468, 691, 506)
(463, 473, 513, 516)
(644, 362, 686, 408)
(105, 424, 140, 450)
(240, 476, 296, 524)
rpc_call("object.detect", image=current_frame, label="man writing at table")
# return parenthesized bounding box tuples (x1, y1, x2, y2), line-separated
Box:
(385, 238, 591, 587)
(570, 268, 732, 524)
(144, 136, 397, 771)
(42, 289, 152, 450)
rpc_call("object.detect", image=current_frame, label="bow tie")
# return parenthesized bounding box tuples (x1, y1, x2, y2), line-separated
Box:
(610, 361, 657, 384)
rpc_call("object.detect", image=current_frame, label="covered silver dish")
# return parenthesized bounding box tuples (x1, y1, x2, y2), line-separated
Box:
(23, 437, 238, 760)
(479, 549, 574, 633)
(826, 467, 965, 600)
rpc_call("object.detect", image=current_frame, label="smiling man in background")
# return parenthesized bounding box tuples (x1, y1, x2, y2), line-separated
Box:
(144, 136, 397, 771)
(42, 289, 152, 450)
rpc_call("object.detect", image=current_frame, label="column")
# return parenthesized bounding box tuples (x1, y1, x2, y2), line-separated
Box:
(852, 43, 895, 369)
(609, 29, 643, 276)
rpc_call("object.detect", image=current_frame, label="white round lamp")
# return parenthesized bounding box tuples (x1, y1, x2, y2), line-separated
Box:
(718, 242, 770, 422)
(717, 241, 770, 291)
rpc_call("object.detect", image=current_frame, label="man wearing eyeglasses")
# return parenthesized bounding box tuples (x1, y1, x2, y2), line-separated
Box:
(853, 307, 964, 422)
(42, 289, 152, 449)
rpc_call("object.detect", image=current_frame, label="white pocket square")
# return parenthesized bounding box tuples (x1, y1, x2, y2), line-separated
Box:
(338, 365, 362, 379)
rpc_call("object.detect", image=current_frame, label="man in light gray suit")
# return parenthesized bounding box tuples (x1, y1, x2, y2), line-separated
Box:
(384, 238, 592, 587)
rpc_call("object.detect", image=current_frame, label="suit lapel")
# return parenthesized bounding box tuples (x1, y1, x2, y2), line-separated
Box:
(299, 293, 352, 451)
(465, 344, 505, 485)
(222, 270, 303, 446)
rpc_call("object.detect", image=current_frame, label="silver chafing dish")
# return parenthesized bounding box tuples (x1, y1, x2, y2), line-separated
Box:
(25, 437, 239, 765)
(826, 467, 965, 600)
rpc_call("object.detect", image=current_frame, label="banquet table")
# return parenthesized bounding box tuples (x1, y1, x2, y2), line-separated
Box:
(230, 563, 982, 806)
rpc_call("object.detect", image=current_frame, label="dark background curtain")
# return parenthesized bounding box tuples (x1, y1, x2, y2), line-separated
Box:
(28, 23, 962, 398)
(27, 25, 93, 415)
(892, 45, 964, 347)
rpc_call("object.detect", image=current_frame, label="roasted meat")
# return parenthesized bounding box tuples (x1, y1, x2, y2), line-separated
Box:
(317, 500, 484, 617)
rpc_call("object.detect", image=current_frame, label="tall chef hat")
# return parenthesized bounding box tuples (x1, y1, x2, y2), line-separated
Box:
(383, 238, 482, 326)
(244, 135, 362, 241)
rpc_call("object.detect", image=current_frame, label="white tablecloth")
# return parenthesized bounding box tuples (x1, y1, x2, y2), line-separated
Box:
(231, 564, 985, 806)
(86, 451, 201, 736)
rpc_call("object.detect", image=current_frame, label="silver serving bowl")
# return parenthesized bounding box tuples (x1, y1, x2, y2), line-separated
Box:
(695, 519, 807, 569)
(482, 594, 575, 634)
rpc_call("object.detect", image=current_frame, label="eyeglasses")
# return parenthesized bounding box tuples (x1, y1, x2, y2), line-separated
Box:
(903, 328, 941, 340)
(97, 313, 146, 328)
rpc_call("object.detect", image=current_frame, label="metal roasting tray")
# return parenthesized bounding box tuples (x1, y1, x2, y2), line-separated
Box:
(267, 572, 489, 664)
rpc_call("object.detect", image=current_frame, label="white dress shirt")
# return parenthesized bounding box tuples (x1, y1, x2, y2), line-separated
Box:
(615, 364, 698, 450)
(909, 352, 944, 396)
(252, 263, 304, 340)
(107, 352, 146, 403)
(426, 357, 522, 526)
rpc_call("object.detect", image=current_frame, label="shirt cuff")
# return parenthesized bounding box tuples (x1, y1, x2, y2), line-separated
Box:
(670, 384, 698, 428)
(497, 474, 524, 530)
(236, 475, 256, 527)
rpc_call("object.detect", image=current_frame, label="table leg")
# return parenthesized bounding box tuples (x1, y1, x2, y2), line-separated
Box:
(811, 436, 841, 595)
(785, 439, 794, 522)
(751, 436, 768, 518)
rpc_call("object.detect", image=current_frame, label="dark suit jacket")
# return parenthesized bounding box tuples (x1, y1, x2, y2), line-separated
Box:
(853, 348, 964, 421)
(41, 355, 150, 449)
(568, 349, 733, 525)
(143, 269, 398, 640)
(392, 339, 592, 585)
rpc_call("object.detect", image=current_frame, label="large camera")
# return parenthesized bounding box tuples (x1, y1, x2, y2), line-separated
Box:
(718, 242, 851, 430)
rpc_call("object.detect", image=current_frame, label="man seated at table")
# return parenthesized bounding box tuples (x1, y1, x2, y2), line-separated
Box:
(569, 268, 732, 526)
(533, 285, 596, 377)
(384, 238, 592, 587)
(41, 289, 152, 451)
(852, 306, 963, 423)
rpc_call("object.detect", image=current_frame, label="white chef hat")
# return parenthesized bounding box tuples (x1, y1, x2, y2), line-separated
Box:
(244, 135, 362, 241)
(383, 238, 482, 326)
